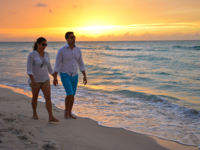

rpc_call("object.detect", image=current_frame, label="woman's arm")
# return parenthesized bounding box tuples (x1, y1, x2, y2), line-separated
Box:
(46, 53, 54, 76)
(27, 53, 37, 85)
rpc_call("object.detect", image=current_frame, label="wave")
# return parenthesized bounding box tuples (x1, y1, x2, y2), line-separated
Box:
(135, 55, 170, 61)
(134, 76, 153, 81)
(147, 56, 170, 61)
(80, 46, 142, 51)
(147, 49, 168, 52)
(21, 50, 29, 52)
(114, 89, 200, 114)
(173, 46, 200, 50)
(155, 72, 171, 75)
(75, 87, 200, 146)
(79, 47, 98, 50)
(105, 46, 141, 51)
(192, 77, 200, 81)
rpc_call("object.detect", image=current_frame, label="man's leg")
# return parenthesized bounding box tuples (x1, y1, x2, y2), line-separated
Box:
(60, 73, 73, 119)
(69, 96, 76, 119)
(65, 95, 73, 119)
(68, 74, 78, 119)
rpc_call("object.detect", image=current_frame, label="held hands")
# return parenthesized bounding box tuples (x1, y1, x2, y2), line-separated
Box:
(53, 78, 58, 86)
(52, 72, 58, 86)
(83, 76, 87, 85)
(52, 73, 55, 78)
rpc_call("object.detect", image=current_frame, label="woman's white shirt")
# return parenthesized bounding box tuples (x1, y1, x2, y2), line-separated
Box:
(27, 51, 54, 83)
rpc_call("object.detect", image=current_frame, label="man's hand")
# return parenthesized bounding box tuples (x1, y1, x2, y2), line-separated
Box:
(83, 76, 87, 85)
(53, 78, 58, 86)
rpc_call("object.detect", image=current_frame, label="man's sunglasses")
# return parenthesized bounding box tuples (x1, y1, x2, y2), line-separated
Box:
(69, 36, 76, 39)
(42, 43, 48, 46)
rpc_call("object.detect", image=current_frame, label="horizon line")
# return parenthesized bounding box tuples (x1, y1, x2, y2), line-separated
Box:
(0, 39, 200, 42)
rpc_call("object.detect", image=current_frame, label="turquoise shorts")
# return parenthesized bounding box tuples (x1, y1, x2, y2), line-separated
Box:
(60, 72, 78, 96)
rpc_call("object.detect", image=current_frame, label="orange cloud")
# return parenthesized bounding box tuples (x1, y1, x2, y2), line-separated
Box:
(0, 0, 200, 41)
(35, 3, 48, 7)
(78, 32, 200, 41)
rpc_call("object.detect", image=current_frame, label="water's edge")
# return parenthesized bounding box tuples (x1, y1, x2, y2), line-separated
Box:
(0, 83, 198, 147)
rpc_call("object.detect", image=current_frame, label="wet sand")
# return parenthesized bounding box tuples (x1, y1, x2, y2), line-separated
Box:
(0, 85, 198, 150)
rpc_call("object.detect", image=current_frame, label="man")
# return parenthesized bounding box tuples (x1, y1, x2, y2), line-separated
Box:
(53, 32, 87, 119)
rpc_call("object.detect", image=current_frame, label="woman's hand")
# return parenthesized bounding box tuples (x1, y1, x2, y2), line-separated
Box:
(29, 75, 37, 86)
(31, 79, 37, 86)
(52, 73, 55, 78)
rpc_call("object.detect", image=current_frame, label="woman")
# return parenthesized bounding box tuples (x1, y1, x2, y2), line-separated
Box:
(27, 37, 59, 122)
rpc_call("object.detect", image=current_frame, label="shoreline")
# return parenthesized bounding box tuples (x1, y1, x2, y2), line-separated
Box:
(0, 84, 198, 150)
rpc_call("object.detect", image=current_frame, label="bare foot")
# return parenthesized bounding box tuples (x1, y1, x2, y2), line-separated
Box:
(64, 110, 69, 119)
(69, 114, 77, 119)
(33, 114, 39, 120)
(49, 117, 59, 122)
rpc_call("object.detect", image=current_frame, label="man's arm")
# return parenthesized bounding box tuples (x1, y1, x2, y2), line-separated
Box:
(54, 49, 62, 73)
(77, 49, 87, 85)
(81, 71, 87, 85)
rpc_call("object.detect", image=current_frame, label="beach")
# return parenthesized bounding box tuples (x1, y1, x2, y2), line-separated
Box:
(0, 41, 200, 149)
(0, 84, 198, 150)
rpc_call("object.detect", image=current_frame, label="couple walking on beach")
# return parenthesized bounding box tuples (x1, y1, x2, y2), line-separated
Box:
(27, 32, 87, 122)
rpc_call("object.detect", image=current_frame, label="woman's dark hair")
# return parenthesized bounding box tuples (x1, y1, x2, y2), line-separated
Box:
(33, 37, 46, 51)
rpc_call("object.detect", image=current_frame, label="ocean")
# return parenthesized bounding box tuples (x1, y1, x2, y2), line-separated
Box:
(0, 41, 200, 146)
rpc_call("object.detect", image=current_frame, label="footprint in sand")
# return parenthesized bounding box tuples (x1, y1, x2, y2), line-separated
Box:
(54, 109, 60, 112)
(12, 129, 23, 135)
(0, 113, 5, 117)
(0, 132, 3, 137)
(3, 118, 16, 123)
(17, 135, 29, 141)
(35, 127, 44, 133)
(18, 114, 28, 118)
(28, 132, 34, 136)
(24, 142, 38, 148)
(17, 135, 39, 149)
(42, 140, 57, 150)
(0, 127, 14, 132)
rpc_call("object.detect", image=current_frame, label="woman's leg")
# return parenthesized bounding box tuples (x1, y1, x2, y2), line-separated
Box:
(31, 87, 41, 119)
(41, 84, 59, 122)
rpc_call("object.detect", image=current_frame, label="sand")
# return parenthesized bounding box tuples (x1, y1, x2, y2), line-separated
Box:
(0, 84, 198, 150)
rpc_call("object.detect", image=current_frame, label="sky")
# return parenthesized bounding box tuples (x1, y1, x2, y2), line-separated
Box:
(0, 0, 200, 41)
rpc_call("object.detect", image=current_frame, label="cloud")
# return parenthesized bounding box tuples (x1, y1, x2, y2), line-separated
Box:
(78, 32, 200, 41)
(35, 3, 47, 7)
(72, 5, 78, 9)
(49, 9, 52, 13)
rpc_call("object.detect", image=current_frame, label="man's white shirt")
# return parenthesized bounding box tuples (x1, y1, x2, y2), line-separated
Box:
(54, 44, 85, 77)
